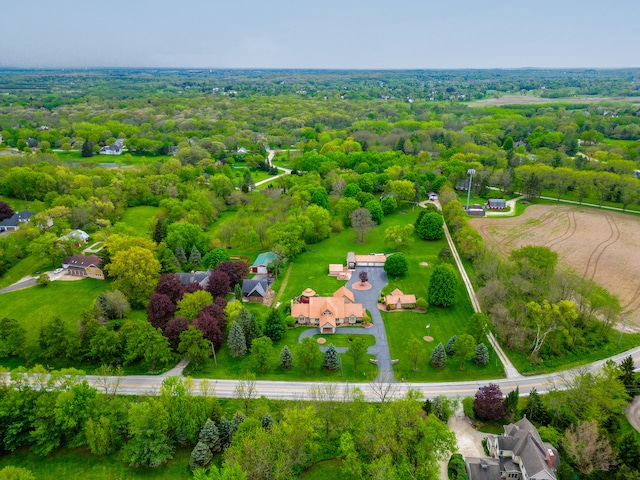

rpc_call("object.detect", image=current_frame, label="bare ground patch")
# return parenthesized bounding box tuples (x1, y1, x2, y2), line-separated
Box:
(470, 204, 640, 328)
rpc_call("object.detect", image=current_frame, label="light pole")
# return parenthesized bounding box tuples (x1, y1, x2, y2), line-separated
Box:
(465, 169, 476, 211)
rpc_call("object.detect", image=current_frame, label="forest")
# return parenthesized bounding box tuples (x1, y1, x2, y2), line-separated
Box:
(0, 69, 640, 479)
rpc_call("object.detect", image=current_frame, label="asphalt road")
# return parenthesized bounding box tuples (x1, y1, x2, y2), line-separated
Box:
(5, 345, 639, 403)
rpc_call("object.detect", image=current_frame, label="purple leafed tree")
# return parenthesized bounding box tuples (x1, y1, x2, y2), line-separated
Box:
(154, 274, 185, 304)
(359, 271, 368, 284)
(473, 383, 506, 422)
(206, 270, 230, 298)
(214, 296, 228, 309)
(146, 293, 176, 330)
(184, 282, 204, 294)
(193, 313, 225, 349)
(215, 261, 248, 288)
(0, 201, 14, 222)
(164, 317, 190, 351)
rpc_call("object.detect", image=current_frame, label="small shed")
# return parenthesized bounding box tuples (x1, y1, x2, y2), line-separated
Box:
(486, 198, 507, 210)
(428, 192, 438, 201)
(467, 205, 486, 217)
(301, 288, 316, 298)
(329, 264, 344, 277)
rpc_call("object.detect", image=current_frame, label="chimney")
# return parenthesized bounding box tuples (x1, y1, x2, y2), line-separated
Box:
(547, 449, 555, 468)
(190, 270, 195, 283)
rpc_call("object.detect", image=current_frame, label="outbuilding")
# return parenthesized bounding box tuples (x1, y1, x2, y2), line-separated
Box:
(486, 198, 507, 210)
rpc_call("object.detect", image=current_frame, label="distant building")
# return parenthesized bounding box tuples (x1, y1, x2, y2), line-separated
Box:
(0, 210, 35, 232)
(250, 252, 279, 275)
(486, 199, 507, 210)
(99, 145, 122, 155)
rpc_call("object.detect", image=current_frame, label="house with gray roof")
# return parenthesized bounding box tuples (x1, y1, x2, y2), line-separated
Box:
(0, 210, 35, 232)
(241, 279, 272, 303)
(466, 416, 559, 480)
(176, 271, 211, 289)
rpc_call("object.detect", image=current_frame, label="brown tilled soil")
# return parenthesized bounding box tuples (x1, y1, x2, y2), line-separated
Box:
(470, 204, 640, 328)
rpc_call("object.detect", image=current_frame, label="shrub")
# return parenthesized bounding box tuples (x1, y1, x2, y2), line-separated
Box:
(35, 274, 50, 287)
(361, 314, 371, 324)
(284, 315, 296, 327)
(384, 252, 409, 277)
(462, 396, 475, 419)
(416, 297, 428, 310)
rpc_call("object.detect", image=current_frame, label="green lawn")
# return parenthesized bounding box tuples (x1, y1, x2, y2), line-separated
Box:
(120, 206, 160, 236)
(0, 194, 45, 213)
(230, 166, 273, 184)
(312, 333, 376, 348)
(300, 460, 344, 479)
(192, 326, 377, 382)
(0, 446, 192, 480)
(0, 254, 52, 289)
(0, 279, 111, 342)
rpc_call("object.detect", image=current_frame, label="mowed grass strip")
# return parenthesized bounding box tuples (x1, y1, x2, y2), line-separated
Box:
(119, 206, 160, 236)
(0, 255, 52, 289)
(0, 446, 192, 480)
(312, 333, 376, 348)
(0, 279, 112, 341)
(193, 326, 377, 382)
(300, 460, 344, 479)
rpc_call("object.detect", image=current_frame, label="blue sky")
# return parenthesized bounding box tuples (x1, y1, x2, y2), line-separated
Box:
(1, 0, 638, 69)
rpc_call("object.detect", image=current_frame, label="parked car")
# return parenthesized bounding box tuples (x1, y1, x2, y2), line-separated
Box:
(53, 268, 63, 274)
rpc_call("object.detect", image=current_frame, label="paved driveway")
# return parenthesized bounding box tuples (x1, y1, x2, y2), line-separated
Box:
(297, 266, 395, 382)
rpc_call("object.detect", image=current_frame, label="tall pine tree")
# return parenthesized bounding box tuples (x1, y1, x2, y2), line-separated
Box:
(430, 342, 446, 368)
(264, 309, 285, 342)
(174, 242, 187, 265)
(237, 309, 260, 350)
(198, 419, 221, 453)
(228, 322, 247, 358)
(322, 344, 340, 371)
(280, 345, 293, 369)
(474, 343, 489, 366)
(445, 335, 457, 356)
(189, 246, 202, 267)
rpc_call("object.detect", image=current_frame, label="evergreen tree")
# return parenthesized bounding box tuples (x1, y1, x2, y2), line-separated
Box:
(264, 309, 285, 342)
(189, 246, 202, 267)
(174, 242, 187, 265)
(231, 412, 245, 436)
(280, 345, 293, 369)
(236, 309, 260, 350)
(524, 387, 549, 424)
(430, 342, 446, 368)
(189, 441, 213, 470)
(503, 387, 519, 421)
(228, 322, 247, 358)
(445, 335, 457, 356)
(198, 419, 221, 453)
(474, 343, 489, 366)
(217, 417, 232, 450)
(81, 140, 94, 157)
(261, 414, 274, 430)
(322, 344, 340, 372)
(619, 356, 637, 395)
(617, 432, 640, 470)
(233, 283, 242, 301)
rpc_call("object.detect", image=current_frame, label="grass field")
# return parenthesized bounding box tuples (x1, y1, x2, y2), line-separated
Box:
(120, 206, 160, 236)
(193, 325, 377, 382)
(0, 278, 111, 342)
(0, 254, 52, 289)
(312, 333, 376, 348)
(0, 447, 192, 480)
(0, 194, 44, 213)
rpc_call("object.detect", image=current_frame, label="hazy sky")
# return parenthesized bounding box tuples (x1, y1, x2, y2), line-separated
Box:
(1, 0, 638, 69)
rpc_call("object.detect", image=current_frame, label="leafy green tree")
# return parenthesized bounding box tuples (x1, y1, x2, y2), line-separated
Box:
(0, 317, 26, 357)
(166, 223, 209, 255)
(176, 290, 213, 321)
(89, 327, 123, 365)
(524, 387, 549, 424)
(384, 252, 409, 277)
(335, 197, 361, 226)
(178, 327, 212, 370)
(453, 334, 476, 369)
(304, 204, 331, 243)
(346, 336, 367, 372)
(428, 264, 458, 307)
(322, 344, 340, 372)
(381, 195, 397, 214)
(267, 221, 305, 257)
(106, 246, 161, 308)
(202, 248, 230, 270)
(122, 398, 174, 467)
(251, 336, 273, 371)
(417, 212, 444, 240)
(473, 343, 489, 366)
(39, 316, 74, 360)
(280, 345, 293, 369)
(430, 342, 446, 368)
(264, 309, 285, 342)
(384, 224, 414, 250)
(311, 189, 329, 209)
(228, 322, 247, 358)
(466, 312, 489, 343)
(297, 337, 321, 374)
(364, 200, 384, 224)
(340, 432, 364, 479)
